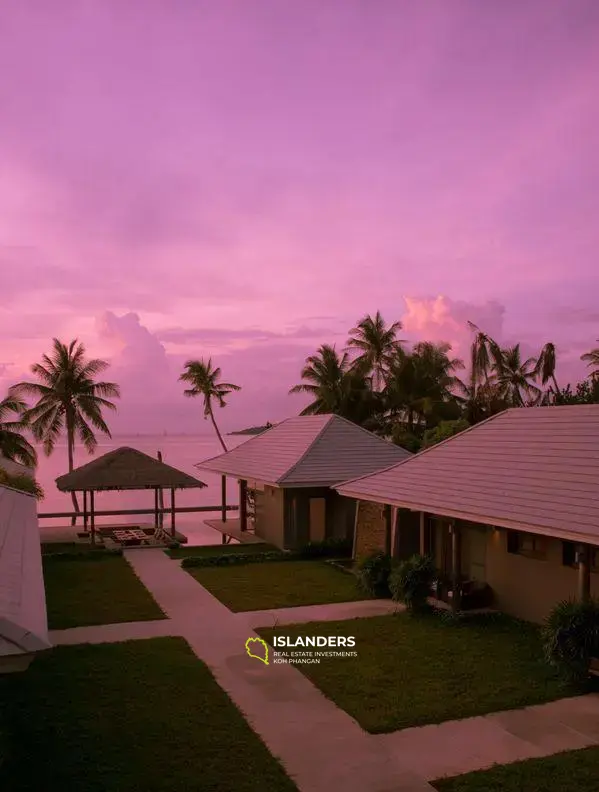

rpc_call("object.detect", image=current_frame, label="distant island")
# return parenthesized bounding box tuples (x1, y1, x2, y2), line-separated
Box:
(229, 422, 275, 436)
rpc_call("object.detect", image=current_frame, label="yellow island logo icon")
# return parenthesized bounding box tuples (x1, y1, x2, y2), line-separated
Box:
(245, 637, 269, 665)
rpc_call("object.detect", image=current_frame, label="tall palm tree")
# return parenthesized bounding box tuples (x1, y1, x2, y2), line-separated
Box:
(180, 359, 240, 452)
(492, 344, 540, 407)
(10, 339, 120, 521)
(289, 344, 377, 425)
(535, 342, 560, 396)
(467, 321, 503, 386)
(384, 342, 464, 432)
(0, 394, 37, 469)
(347, 311, 404, 390)
(581, 342, 599, 379)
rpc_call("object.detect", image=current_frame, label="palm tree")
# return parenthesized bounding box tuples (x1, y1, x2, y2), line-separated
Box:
(0, 394, 37, 468)
(289, 344, 377, 425)
(384, 342, 464, 433)
(581, 342, 599, 379)
(347, 311, 404, 390)
(492, 344, 540, 406)
(180, 359, 240, 452)
(467, 321, 503, 386)
(535, 342, 560, 397)
(10, 339, 120, 522)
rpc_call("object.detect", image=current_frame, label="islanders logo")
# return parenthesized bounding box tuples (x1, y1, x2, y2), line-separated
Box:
(245, 637, 269, 665)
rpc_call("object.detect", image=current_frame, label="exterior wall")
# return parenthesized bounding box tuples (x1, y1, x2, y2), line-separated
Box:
(353, 500, 387, 558)
(485, 528, 599, 624)
(253, 485, 285, 548)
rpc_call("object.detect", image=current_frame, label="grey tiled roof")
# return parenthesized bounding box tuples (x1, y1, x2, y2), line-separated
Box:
(336, 405, 599, 542)
(198, 415, 410, 487)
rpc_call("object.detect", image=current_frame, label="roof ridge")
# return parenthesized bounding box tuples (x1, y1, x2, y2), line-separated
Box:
(277, 414, 335, 484)
(195, 416, 297, 469)
(337, 408, 509, 490)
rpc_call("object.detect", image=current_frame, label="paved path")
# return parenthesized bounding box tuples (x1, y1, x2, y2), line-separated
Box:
(124, 548, 434, 792)
(241, 598, 401, 628)
(378, 693, 599, 781)
(49, 549, 599, 790)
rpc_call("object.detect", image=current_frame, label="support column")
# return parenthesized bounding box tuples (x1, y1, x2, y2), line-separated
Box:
(83, 490, 88, 532)
(239, 479, 248, 532)
(154, 487, 159, 530)
(221, 475, 227, 523)
(90, 490, 96, 546)
(391, 507, 399, 557)
(170, 488, 176, 538)
(578, 544, 591, 602)
(384, 504, 392, 556)
(450, 521, 461, 612)
(419, 512, 426, 555)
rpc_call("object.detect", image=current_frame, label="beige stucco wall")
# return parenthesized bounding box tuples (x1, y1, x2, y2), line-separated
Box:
(353, 500, 387, 558)
(253, 485, 285, 548)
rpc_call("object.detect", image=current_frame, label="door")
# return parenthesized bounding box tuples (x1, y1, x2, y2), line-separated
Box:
(309, 498, 327, 542)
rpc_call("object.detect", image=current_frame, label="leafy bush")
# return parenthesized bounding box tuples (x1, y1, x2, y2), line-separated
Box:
(389, 554, 436, 612)
(0, 467, 44, 499)
(356, 552, 393, 598)
(181, 550, 291, 568)
(391, 429, 422, 453)
(298, 537, 352, 559)
(542, 599, 599, 683)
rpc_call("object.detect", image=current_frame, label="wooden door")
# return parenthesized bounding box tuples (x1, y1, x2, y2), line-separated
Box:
(309, 498, 327, 542)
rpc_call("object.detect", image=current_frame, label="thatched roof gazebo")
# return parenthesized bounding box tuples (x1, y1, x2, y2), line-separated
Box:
(56, 447, 206, 544)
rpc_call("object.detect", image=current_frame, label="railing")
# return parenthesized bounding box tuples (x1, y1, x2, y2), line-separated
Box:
(38, 505, 239, 519)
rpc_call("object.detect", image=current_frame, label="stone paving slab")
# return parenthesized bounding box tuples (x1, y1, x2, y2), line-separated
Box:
(241, 598, 401, 628)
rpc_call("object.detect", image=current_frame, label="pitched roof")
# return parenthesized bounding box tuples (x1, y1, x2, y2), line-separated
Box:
(56, 447, 207, 492)
(197, 414, 411, 487)
(336, 405, 599, 543)
(0, 485, 50, 659)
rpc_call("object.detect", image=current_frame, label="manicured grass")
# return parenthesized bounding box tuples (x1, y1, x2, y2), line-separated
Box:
(0, 638, 296, 792)
(41, 541, 111, 555)
(166, 541, 278, 559)
(43, 554, 165, 629)
(188, 560, 367, 611)
(434, 746, 599, 792)
(259, 613, 572, 733)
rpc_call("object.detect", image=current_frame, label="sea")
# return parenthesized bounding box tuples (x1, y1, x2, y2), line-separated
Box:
(35, 434, 249, 546)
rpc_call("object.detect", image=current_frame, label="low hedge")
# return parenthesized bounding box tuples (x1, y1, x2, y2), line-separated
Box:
(181, 551, 294, 568)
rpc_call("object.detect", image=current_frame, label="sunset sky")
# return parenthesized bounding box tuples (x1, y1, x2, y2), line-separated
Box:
(1, 1, 598, 432)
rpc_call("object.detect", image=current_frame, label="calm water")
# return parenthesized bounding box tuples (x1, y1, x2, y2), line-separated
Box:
(36, 434, 249, 545)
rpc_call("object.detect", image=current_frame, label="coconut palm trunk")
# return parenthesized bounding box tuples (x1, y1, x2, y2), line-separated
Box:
(66, 411, 80, 526)
(209, 407, 228, 453)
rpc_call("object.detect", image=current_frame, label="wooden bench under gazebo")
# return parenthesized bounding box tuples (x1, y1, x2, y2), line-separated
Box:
(55, 447, 207, 546)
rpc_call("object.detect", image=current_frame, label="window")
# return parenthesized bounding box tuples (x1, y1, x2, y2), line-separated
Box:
(562, 541, 599, 571)
(506, 530, 546, 559)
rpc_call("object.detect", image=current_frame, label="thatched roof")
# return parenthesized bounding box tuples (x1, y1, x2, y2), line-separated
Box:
(56, 447, 207, 492)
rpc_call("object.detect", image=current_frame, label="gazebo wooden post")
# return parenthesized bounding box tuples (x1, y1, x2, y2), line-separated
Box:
(90, 490, 96, 546)
(170, 488, 176, 538)
(239, 479, 248, 532)
(221, 475, 227, 523)
(154, 487, 159, 531)
(83, 490, 88, 533)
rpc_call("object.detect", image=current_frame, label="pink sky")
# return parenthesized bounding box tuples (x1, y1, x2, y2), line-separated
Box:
(1, 1, 598, 432)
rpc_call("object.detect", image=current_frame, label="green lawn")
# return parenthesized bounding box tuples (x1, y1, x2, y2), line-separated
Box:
(259, 613, 572, 733)
(434, 746, 599, 792)
(43, 554, 165, 629)
(0, 638, 296, 792)
(187, 560, 367, 611)
(41, 541, 112, 555)
(166, 541, 278, 559)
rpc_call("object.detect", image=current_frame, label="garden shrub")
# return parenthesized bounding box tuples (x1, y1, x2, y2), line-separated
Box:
(181, 550, 292, 568)
(542, 598, 599, 683)
(356, 552, 393, 598)
(389, 554, 436, 612)
(298, 537, 352, 559)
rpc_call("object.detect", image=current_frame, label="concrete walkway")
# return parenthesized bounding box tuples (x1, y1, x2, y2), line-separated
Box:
(241, 598, 401, 628)
(124, 548, 434, 792)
